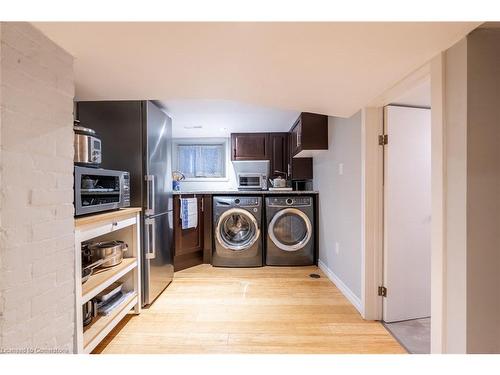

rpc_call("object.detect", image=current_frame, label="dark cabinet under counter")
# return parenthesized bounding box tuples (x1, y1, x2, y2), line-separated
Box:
(173, 194, 212, 271)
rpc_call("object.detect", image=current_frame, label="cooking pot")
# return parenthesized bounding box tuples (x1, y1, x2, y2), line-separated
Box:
(89, 240, 128, 268)
(82, 299, 98, 326)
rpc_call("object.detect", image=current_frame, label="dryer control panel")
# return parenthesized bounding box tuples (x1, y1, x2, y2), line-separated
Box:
(266, 196, 312, 207)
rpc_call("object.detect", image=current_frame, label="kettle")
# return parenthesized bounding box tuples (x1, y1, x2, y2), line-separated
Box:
(270, 176, 286, 188)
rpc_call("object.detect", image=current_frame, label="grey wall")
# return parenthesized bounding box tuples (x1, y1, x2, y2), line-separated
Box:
(314, 112, 362, 299)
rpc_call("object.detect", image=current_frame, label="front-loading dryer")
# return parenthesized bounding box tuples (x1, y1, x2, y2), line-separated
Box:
(265, 196, 314, 266)
(212, 196, 263, 267)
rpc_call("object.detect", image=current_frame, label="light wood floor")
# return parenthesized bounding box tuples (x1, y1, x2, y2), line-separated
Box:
(94, 265, 405, 354)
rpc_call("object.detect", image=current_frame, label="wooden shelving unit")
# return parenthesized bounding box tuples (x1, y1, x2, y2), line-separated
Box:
(82, 258, 137, 303)
(74, 208, 142, 354)
(83, 291, 138, 354)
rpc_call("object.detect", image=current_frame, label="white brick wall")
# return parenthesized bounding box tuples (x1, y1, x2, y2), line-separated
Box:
(0, 22, 75, 353)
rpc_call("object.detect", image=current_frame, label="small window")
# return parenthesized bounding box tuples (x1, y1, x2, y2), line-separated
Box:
(176, 142, 226, 179)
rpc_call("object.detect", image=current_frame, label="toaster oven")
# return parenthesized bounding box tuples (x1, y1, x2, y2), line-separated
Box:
(74, 166, 130, 216)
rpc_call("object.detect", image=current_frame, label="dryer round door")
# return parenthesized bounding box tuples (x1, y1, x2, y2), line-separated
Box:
(268, 208, 312, 251)
(216, 208, 260, 251)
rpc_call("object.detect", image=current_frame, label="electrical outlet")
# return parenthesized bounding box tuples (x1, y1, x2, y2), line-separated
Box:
(335, 242, 340, 254)
(338, 163, 344, 175)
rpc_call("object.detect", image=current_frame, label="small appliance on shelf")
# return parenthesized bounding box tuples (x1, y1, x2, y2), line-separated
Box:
(73, 120, 102, 168)
(237, 173, 268, 191)
(74, 166, 130, 216)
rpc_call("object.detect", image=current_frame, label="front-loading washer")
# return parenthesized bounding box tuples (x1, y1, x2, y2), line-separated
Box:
(212, 196, 263, 267)
(265, 196, 315, 266)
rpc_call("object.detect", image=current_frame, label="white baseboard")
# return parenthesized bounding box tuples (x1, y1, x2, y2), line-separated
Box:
(318, 259, 363, 314)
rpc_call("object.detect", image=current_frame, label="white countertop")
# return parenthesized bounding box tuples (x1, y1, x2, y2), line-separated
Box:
(173, 190, 318, 195)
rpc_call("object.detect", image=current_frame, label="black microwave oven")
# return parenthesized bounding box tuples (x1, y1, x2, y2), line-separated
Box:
(74, 166, 130, 216)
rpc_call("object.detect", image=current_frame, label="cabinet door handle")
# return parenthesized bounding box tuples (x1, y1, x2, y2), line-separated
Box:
(201, 197, 204, 212)
(297, 132, 301, 147)
(233, 148, 236, 158)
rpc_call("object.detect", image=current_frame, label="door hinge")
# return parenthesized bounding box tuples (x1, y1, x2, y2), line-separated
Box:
(378, 134, 388, 146)
(378, 286, 387, 297)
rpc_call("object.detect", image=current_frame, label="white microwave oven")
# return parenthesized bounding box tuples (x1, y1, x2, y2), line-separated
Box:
(237, 173, 267, 190)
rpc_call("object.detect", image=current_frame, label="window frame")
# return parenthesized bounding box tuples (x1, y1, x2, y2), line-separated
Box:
(172, 138, 229, 182)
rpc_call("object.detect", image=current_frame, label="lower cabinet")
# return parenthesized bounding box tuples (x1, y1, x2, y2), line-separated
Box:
(173, 195, 212, 271)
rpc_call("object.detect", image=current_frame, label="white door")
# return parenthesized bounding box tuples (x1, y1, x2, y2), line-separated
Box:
(383, 105, 431, 323)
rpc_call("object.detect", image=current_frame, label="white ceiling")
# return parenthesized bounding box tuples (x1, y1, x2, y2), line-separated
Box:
(163, 99, 299, 138)
(33, 22, 479, 117)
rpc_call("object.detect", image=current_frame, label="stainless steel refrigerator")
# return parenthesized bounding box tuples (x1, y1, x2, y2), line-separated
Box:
(76, 100, 174, 306)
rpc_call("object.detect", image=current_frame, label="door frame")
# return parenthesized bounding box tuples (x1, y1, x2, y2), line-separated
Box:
(361, 57, 446, 353)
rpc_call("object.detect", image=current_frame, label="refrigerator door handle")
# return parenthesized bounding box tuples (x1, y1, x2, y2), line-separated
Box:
(151, 175, 156, 214)
(145, 175, 155, 216)
(150, 220, 156, 259)
(151, 218, 156, 259)
(145, 218, 156, 259)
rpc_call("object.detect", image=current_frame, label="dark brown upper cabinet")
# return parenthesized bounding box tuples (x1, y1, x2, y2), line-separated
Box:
(269, 133, 289, 178)
(290, 112, 328, 157)
(231, 133, 270, 161)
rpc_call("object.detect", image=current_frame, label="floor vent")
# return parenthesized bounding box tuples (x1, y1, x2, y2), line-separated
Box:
(309, 273, 321, 279)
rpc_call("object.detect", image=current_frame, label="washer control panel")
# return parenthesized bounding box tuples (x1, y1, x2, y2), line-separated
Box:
(215, 196, 261, 207)
(267, 196, 312, 207)
(234, 197, 260, 207)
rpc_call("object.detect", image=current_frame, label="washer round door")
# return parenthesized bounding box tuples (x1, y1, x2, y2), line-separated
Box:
(216, 208, 260, 251)
(268, 208, 312, 251)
